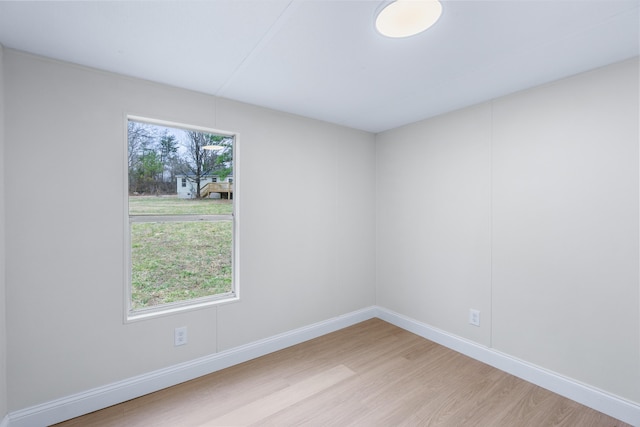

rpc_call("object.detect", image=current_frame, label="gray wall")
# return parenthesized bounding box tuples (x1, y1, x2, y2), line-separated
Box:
(3, 50, 376, 410)
(0, 44, 8, 422)
(376, 58, 640, 403)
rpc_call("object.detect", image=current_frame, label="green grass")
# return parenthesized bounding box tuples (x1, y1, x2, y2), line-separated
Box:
(129, 196, 233, 310)
(129, 195, 233, 215)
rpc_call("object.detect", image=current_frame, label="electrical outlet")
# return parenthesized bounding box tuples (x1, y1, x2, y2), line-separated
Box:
(174, 326, 188, 346)
(469, 309, 480, 327)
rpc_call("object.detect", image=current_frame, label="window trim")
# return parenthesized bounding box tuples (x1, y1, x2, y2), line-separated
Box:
(124, 115, 239, 323)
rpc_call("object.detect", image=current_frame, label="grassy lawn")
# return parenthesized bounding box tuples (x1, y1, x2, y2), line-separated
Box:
(129, 196, 233, 310)
(129, 195, 233, 215)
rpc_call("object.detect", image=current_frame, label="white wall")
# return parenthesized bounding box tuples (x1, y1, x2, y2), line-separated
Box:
(3, 50, 376, 411)
(376, 58, 640, 404)
(376, 103, 492, 346)
(491, 59, 639, 401)
(215, 99, 376, 350)
(0, 44, 8, 422)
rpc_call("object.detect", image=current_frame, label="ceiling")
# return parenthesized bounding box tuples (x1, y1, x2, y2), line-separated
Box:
(0, 0, 638, 133)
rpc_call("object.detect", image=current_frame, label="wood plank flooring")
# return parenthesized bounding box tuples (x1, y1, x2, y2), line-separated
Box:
(53, 319, 631, 426)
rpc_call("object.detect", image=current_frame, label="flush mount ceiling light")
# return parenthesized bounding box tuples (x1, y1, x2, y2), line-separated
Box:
(202, 145, 225, 151)
(375, 0, 443, 38)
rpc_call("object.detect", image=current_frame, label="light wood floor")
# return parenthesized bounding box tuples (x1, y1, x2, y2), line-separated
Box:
(53, 319, 631, 426)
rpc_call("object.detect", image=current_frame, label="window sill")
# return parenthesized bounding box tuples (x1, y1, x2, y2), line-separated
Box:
(125, 293, 239, 323)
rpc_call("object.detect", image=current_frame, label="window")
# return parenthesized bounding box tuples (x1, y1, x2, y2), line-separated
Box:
(126, 117, 236, 320)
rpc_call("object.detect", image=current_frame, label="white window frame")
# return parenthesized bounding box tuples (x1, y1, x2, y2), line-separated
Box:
(124, 115, 239, 322)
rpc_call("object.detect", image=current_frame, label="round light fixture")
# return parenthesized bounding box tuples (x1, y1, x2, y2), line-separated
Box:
(375, 0, 442, 38)
(202, 145, 225, 151)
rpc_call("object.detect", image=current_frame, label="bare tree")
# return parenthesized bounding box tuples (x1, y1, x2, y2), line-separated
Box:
(181, 131, 215, 198)
(180, 131, 234, 198)
(127, 121, 158, 193)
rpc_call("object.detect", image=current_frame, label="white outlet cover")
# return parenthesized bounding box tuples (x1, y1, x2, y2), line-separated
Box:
(174, 326, 188, 346)
(469, 309, 480, 327)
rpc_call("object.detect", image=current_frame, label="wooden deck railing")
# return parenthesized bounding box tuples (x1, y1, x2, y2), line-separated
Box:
(200, 182, 233, 199)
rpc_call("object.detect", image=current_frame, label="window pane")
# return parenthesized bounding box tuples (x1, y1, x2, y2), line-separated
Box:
(131, 220, 233, 310)
(127, 120, 233, 206)
(127, 118, 235, 315)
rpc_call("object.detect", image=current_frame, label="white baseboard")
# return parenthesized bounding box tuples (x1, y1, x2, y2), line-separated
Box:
(6, 305, 640, 427)
(7, 307, 377, 427)
(375, 306, 640, 427)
